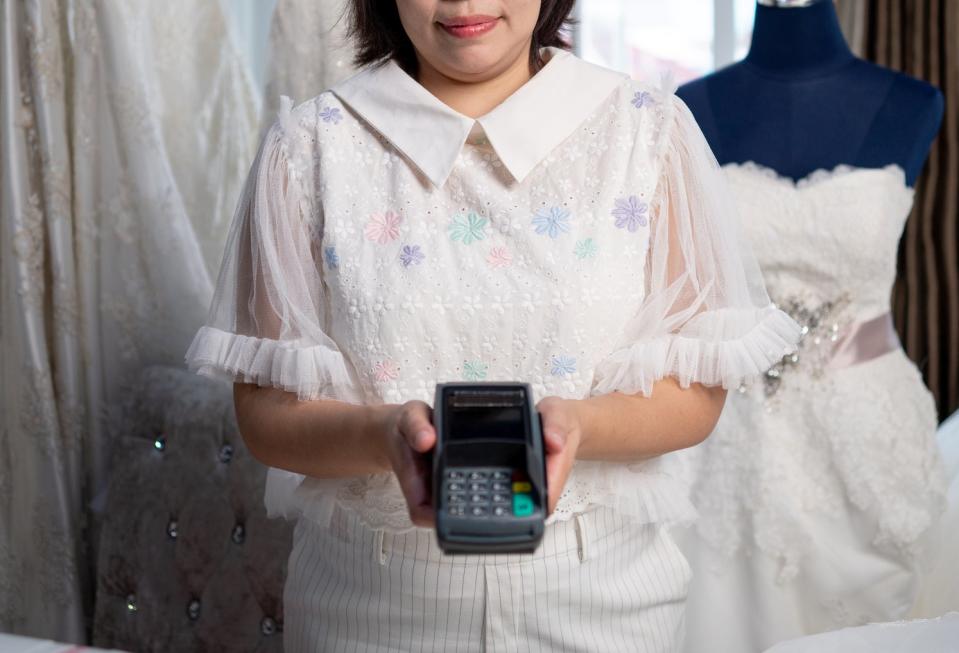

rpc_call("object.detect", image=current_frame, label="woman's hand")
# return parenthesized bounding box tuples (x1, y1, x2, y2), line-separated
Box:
(536, 396, 585, 516)
(380, 400, 437, 528)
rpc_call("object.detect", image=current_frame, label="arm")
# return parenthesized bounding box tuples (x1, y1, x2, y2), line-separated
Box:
(234, 383, 392, 478)
(574, 378, 726, 460)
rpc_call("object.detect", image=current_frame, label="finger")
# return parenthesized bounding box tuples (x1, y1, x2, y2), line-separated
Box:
(401, 401, 437, 452)
(543, 427, 566, 454)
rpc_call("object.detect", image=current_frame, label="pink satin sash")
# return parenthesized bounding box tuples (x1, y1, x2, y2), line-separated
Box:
(827, 312, 901, 370)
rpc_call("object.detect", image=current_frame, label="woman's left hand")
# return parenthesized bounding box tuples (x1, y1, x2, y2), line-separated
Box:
(535, 396, 585, 516)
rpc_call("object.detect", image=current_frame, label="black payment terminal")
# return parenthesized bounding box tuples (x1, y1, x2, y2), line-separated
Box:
(432, 382, 547, 554)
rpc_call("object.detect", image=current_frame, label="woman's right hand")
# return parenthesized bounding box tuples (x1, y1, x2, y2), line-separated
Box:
(380, 400, 437, 528)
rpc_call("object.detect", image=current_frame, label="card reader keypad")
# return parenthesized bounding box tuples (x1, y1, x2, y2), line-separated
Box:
(444, 468, 535, 518)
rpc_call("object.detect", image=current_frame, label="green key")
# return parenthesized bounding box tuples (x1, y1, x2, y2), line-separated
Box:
(512, 493, 534, 517)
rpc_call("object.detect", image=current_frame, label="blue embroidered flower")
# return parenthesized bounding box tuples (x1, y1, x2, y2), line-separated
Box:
(532, 206, 572, 239)
(320, 106, 343, 124)
(550, 355, 577, 376)
(323, 245, 339, 269)
(463, 360, 488, 381)
(573, 238, 598, 259)
(611, 196, 648, 232)
(631, 91, 655, 109)
(399, 244, 425, 267)
(449, 212, 488, 245)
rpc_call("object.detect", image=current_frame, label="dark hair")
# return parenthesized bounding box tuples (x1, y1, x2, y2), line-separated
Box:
(345, 1, 576, 75)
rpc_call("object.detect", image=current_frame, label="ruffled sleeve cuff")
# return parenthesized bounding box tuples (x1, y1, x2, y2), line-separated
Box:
(590, 304, 801, 397)
(184, 325, 365, 403)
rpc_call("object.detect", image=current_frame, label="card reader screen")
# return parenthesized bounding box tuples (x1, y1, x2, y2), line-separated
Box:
(447, 406, 526, 441)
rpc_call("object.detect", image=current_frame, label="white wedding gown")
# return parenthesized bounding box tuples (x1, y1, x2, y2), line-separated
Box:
(679, 162, 948, 653)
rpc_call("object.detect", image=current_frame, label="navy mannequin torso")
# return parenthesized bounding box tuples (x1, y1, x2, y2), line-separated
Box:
(677, 0, 943, 187)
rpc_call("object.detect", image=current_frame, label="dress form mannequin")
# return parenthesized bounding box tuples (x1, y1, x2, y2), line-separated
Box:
(675, 3, 949, 651)
(678, 0, 943, 186)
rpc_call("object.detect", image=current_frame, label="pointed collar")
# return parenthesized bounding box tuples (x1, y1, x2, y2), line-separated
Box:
(330, 47, 629, 188)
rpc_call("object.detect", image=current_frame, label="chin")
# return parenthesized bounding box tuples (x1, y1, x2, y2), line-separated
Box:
(432, 44, 520, 80)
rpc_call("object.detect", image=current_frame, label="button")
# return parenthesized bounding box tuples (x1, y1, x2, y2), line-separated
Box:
(492, 493, 510, 503)
(468, 481, 487, 492)
(468, 471, 487, 480)
(447, 470, 465, 480)
(470, 506, 488, 517)
(493, 505, 507, 517)
(260, 616, 277, 636)
(513, 494, 534, 517)
(447, 482, 464, 492)
(470, 493, 489, 504)
(512, 481, 531, 493)
(491, 481, 510, 492)
(492, 470, 510, 480)
(449, 505, 466, 516)
(511, 470, 527, 481)
(449, 493, 467, 505)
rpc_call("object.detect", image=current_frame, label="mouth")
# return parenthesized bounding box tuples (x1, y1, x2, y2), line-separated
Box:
(438, 15, 500, 38)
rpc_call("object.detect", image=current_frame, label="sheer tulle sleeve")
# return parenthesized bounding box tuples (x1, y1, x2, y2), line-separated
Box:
(185, 97, 363, 404)
(590, 92, 801, 397)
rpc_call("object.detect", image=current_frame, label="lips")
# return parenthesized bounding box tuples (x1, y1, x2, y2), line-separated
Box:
(439, 15, 500, 38)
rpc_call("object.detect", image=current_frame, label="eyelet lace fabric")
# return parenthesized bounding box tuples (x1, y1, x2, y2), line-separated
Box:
(186, 66, 800, 533)
(683, 161, 947, 581)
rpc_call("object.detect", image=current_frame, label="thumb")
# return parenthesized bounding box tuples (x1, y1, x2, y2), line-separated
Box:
(543, 427, 566, 454)
(402, 402, 436, 452)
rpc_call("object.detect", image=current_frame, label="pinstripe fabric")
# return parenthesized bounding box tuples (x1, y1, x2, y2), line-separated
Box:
(283, 504, 691, 652)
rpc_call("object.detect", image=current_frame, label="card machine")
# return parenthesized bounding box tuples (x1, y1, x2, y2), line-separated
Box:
(432, 382, 547, 554)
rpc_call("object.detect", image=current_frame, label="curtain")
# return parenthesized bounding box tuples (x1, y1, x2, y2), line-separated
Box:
(0, 0, 257, 640)
(261, 0, 355, 133)
(836, 0, 959, 421)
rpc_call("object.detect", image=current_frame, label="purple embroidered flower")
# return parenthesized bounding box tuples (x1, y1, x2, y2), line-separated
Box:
(550, 355, 577, 376)
(399, 244, 425, 267)
(320, 106, 343, 124)
(631, 91, 655, 109)
(532, 206, 572, 239)
(611, 196, 648, 232)
(323, 245, 339, 269)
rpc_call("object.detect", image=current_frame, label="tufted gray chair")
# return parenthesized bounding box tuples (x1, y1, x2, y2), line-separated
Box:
(92, 366, 293, 652)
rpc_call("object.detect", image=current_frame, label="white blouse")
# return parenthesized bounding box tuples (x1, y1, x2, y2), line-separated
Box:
(185, 46, 800, 533)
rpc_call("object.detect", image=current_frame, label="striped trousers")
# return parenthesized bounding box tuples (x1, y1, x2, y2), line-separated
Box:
(283, 503, 691, 652)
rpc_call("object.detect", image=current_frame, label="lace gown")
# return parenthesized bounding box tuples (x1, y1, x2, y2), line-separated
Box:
(679, 162, 947, 653)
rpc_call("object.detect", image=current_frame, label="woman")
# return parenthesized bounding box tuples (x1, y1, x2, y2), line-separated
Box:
(185, 1, 800, 650)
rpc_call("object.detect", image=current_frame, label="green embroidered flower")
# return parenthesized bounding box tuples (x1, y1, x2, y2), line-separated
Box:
(448, 212, 488, 245)
(462, 360, 488, 381)
(574, 238, 598, 259)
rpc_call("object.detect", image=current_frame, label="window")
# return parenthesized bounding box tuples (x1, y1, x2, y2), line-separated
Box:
(575, 0, 758, 84)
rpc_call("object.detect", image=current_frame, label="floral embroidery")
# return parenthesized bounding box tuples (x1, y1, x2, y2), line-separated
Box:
(487, 246, 512, 268)
(463, 360, 488, 381)
(532, 206, 572, 239)
(399, 244, 425, 267)
(448, 212, 488, 245)
(573, 238, 598, 259)
(611, 196, 648, 232)
(550, 355, 577, 376)
(320, 106, 343, 124)
(631, 91, 655, 109)
(372, 359, 399, 382)
(323, 245, 339, 269)
(364, 211, 402, 244)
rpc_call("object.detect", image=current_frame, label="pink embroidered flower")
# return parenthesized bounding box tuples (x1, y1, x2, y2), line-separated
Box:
(487, 246, 512, 268)
(372, 359, 399, 382)
(364, 211, 402, 244)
